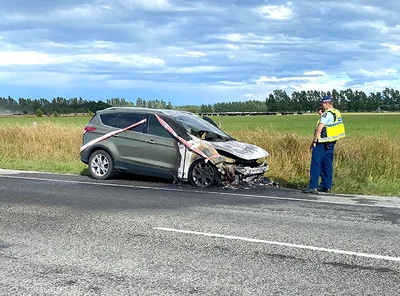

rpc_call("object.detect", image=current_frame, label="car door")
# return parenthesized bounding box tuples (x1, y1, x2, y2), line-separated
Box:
(141, 114, 180, 174)
(111, 112, 146, 169)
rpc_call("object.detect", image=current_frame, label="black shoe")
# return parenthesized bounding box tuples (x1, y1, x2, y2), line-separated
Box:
(318, 188, 331, 193)
(302, 187, 318, 194)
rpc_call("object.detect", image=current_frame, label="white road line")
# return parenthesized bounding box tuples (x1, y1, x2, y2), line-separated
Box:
(0, 174, 399, 209)
(154, 227, 400, 262)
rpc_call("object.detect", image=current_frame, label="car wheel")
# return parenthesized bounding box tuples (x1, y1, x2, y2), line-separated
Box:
(188, 159, 216, 188)
(88, 150, 115, 180)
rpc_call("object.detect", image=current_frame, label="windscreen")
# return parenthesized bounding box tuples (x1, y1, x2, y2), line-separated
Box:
(161, 110, 232, 141)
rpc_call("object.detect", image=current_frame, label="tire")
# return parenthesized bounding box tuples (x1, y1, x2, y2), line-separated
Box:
(188, 159, 216, 188)
(88, 150, 115, 180)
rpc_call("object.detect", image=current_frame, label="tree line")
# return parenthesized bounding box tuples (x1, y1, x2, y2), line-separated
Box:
(0, 96, 175, 116)
(265, 88, 399, 113)
(0, 88, 399, 116)
(205, 88, 400, 113)
(0, 97, 111, 116)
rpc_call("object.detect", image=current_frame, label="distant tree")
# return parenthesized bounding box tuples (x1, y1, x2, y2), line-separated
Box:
(36, 108, 44, 117)
(265, 93, 279, 112)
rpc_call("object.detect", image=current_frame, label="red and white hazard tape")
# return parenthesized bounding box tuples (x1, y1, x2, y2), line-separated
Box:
(155, 114, 213, 161)
(80, 114, 219, 163)
(80, 118, 147, 152)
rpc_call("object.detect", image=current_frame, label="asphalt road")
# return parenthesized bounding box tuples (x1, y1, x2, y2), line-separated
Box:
(0, 169, 399, 295)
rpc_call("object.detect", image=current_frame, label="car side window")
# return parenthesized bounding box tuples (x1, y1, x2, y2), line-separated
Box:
(147, 114, 174, 139)
(100, 113, 120, 127)
(117, 113, 145, 132)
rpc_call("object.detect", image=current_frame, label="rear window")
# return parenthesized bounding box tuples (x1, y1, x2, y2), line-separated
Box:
(117, 113, 145, 132)
(100, 113, 120, 127)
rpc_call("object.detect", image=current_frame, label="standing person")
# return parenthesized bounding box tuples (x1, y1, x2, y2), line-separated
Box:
(303, 96, 345, 194)
(316, 106, 325, 186)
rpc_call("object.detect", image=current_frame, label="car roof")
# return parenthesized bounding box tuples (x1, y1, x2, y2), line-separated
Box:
(98, 107, 193, 117)
(159, 109, 193, 116)
(98, 107, 164, 115)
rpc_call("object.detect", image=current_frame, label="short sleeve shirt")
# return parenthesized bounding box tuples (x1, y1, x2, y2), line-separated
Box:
(320, 110, 334, 126)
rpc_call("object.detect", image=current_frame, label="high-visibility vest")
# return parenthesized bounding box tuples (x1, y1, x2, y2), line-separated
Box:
(318, 108, 345, 142)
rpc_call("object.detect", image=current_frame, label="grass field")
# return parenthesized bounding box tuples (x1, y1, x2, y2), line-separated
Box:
(1, 113, 399, 196)
(0, 115, 90, 127)
(210, 113, 400, 138)
(2, 112, 398, 137)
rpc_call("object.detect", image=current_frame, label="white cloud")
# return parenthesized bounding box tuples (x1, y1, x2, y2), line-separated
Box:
(244, 93, 258, 100)
(356, 68, 398, 77)
(342, 21, 390, 33)
(304, 71, 325, 76)
(176, 51, 207, 58)
(255, 76, 305, 84)
(292, 74, 350, 92)
(254, 5, 293, 20)
(329, 2, 388, 17)
(0, 51, 57, 65)
(219, 81, 245, 86)
(217, 34, 246, 42)
(73, 54, 166, 67)
(0, 51, 165, 68)
(226, 44, 240, 50)
(214, 33, 302, 45)
(92, 41, 118, 49)
(4, 4, 108, 22)
(164, 65, 224, 74)
(44, 42, 72, 48)
(249, 73, 353, 95)
(381, 43, 400, 54)
(55, 4, 105, 18)
(0, 71, 73, 85)
(100, 5, 112, 10)
(44, 40, 117, 49)
(352, 80, 400, 94)
(121, 0, 172, 10)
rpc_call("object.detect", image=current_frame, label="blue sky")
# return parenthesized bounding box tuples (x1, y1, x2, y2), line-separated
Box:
(0, 0, 399, 106)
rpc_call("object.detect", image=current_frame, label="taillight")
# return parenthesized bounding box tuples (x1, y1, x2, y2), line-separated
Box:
(83, 126, 96, 135)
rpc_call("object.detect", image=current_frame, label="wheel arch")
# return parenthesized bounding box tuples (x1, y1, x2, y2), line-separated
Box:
(188, 158, 218, 187)
(87, 145, 116, 166)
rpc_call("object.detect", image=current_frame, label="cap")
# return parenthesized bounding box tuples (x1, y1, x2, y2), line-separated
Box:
(321, 96, 332, 103)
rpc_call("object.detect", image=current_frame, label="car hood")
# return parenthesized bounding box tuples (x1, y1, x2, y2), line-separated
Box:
(205, 140, 269, 161)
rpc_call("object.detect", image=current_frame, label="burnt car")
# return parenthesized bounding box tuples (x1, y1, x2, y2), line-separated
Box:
(80, 107, 269, 187)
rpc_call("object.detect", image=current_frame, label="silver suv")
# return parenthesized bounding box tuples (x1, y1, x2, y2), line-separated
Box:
(80, 107, 269, 187)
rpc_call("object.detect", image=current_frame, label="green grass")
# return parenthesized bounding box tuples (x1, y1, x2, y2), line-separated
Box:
(0, 115, 91, 127)
(0, 157, 87, 175)
(2, 113, 399, 137)
(210, 113, 400, 138)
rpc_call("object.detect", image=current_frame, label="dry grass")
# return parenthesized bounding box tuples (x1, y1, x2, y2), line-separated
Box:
(234, 129, 315, 181)
(0, 123, 82, 161)
(232, 129, 400, 195)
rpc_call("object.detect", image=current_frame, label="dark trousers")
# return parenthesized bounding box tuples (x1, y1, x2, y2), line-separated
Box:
(308, 142, 336, 189)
